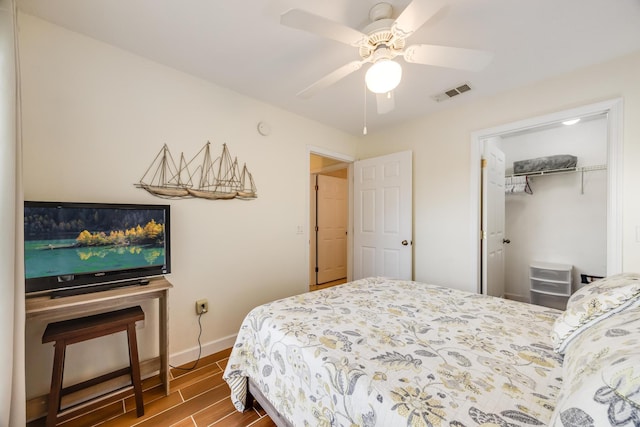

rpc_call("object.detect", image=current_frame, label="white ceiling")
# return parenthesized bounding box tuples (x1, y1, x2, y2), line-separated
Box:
(16, 0, 640, 135)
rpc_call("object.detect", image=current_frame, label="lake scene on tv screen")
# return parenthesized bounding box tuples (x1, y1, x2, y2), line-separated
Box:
(24, 206, 166, 279)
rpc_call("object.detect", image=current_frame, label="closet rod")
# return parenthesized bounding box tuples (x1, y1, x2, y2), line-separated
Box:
(506, 164, 607, 195)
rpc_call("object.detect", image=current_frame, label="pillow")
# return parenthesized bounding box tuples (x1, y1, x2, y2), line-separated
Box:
(549, 307, 640, 426)
(551, 273, 640, 354)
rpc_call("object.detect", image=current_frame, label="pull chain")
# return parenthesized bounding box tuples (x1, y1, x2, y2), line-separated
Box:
(363, 80, 368, 135)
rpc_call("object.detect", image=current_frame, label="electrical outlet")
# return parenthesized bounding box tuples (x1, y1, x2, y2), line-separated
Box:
(195, 299, 208, 315)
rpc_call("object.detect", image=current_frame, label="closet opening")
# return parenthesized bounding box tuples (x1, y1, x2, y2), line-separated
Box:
(470, 99, 623, 306)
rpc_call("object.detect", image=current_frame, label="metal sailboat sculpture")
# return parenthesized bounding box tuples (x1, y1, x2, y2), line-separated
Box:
(136, 142, 257, 200)
(237, 163, 257, 199)
(187, 142, 238, 200)
(135, 144, 192, 198)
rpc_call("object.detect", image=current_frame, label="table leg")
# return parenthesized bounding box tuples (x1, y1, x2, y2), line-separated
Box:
(159, 290, 170, 395)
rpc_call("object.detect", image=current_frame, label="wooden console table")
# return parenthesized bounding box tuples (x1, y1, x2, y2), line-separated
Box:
(26, 277, 172, 397)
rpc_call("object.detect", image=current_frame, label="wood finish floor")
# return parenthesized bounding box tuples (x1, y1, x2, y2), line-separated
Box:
(28, 281, 347, 427)
(27, 348, 276, 427)
(309, 277, 347, 292)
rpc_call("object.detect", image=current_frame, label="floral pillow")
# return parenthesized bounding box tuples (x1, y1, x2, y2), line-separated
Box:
(551, 273, 640, 354)
(549, 307, 640, 426)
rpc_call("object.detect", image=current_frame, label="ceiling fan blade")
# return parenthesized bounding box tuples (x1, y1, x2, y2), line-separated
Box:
(376, 92, 395, 115)
(297, 60, 364, 99)
(392, 0, 445, 39)
(281, 9, 368, 46)
(403, 44, 493, 71)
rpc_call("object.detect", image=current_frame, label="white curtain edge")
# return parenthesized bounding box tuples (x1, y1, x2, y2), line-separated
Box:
(9, 0, 26, 424)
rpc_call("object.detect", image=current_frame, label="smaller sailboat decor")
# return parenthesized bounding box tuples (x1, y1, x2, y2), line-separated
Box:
(135, 142, 258, 201)
(135, 144, 192, 198)
(237, 163, 257, 199)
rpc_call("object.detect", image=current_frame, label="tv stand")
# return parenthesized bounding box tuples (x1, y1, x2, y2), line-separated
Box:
(52, 278, 151, 299)
(26, 276, 172, 401)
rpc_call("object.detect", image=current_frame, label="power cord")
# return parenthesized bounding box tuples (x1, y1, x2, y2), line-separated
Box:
(170, 311, 203, 371)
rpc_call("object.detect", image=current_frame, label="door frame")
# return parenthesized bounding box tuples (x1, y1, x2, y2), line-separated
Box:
(469, 98, 623, 294)
(307, 146, 355, 285)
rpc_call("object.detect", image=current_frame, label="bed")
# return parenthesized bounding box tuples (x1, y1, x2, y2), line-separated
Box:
(223, 275, 640, 426)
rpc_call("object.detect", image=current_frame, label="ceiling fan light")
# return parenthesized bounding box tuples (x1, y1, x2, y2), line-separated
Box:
(365, 60, 402, 94)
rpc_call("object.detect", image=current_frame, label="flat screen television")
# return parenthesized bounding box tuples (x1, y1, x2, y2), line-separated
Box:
(24, 201, 171, 296)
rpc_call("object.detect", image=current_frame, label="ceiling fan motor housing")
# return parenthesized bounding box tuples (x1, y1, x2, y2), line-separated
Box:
(369, 2, 393, 21)
(359, 19, 405, 60)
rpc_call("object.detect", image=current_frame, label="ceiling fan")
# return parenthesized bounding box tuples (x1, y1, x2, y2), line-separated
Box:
(280, 0, 493, 114)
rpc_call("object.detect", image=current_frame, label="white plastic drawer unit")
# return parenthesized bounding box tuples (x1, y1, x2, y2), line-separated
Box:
(529, 264, 572, 283)
(530, 262, 573, 309)
(531, 292, 569, 311)
(530, 278, 571, 296)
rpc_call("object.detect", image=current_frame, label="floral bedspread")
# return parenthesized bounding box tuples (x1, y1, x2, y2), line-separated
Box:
(223, 277, 564, 427)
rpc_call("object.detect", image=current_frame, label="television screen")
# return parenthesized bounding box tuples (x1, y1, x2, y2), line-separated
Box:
(24, 201, 170, 295)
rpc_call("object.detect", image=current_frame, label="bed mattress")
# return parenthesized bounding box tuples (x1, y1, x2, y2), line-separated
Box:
(224, 277, 564, 426)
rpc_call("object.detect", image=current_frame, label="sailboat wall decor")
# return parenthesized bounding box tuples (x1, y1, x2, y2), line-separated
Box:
(135, 142, 257, 201)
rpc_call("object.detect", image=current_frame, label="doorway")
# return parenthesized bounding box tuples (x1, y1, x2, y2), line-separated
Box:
(470, 99, 623, 296)
(306, 147, 414, 289)
(309, 152, 351, 288)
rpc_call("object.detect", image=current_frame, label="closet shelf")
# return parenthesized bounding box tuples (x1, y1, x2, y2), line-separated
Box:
(506, 164, 606, 178)
(506, 164, 606, 195)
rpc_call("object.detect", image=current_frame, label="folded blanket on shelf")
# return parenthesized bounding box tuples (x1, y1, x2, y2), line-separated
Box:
(514, 154, 577, 174)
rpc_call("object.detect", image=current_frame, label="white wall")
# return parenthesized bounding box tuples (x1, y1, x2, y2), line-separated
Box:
(502, 117, 608, 300)
(357, 51, 640, 293)
(19, 14, 358, 399)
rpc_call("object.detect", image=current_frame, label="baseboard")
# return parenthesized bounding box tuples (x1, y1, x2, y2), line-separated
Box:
(27, 335, 239, 422)
(169, 333, 238, 367)
(504, 293, 530, 303)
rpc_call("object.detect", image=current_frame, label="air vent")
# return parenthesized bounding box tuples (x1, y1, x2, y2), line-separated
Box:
(431, 83, 472, 102)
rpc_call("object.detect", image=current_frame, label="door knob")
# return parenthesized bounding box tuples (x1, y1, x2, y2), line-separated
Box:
(401, 240, 409, 246)
(503, 238, 511, 244)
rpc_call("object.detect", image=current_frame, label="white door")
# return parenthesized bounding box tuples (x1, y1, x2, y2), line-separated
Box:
(482, 139, 506, 297)
(353, 151, 412, 280)
(316, 174, 348, 283)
